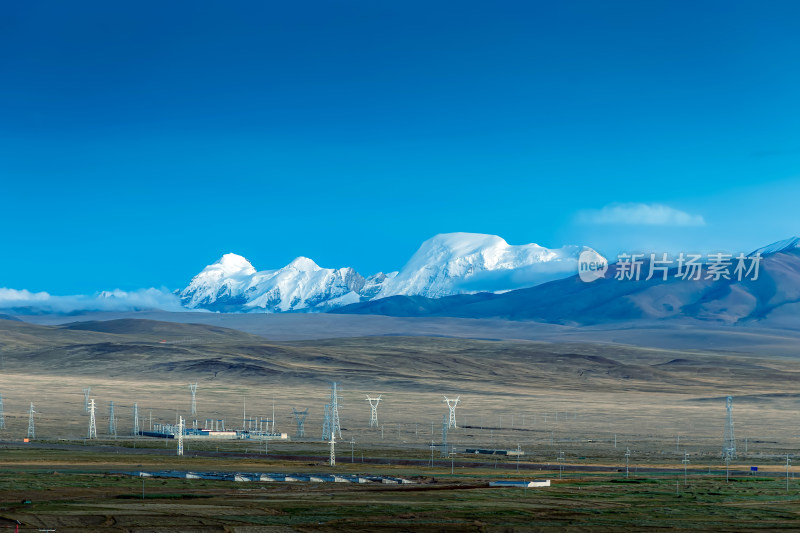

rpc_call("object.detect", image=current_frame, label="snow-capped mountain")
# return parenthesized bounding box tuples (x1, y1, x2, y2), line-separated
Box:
(179, 253, 257, 310)
(179, 233, 604, 313)
(180, 254, 368, 313)
(377, 232, 599, 299)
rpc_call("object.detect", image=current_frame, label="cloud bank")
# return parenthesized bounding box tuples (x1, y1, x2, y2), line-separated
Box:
(577, 203, 706, 226)
(0, 287, 187, 314)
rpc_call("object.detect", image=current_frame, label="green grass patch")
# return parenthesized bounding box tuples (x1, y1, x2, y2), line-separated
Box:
(116, 492, 213, 499)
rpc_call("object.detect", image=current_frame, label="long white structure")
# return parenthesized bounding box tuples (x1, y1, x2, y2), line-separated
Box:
(489, 480, 551, 488)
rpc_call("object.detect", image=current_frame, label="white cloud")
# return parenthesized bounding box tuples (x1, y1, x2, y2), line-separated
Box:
(0, 288, 52, 303)
(0, 287, 187, 314)
(577, 203, 706, 227)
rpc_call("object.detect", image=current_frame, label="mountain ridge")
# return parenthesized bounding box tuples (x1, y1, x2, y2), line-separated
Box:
(333, 239, 800, 326)
(179, 232, 601, 313)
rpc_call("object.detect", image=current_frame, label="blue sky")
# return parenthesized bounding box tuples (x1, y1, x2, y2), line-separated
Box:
(2, 1, 799, 294)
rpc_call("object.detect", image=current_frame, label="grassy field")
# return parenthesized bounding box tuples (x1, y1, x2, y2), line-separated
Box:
(1, 318, 799, 530)
(0, 445, 799, 532)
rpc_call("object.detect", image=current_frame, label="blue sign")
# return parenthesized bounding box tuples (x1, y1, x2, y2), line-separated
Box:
(750, 466, 758, 471)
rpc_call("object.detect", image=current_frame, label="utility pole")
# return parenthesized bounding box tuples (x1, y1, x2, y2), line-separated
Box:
(682, 453, 690, 486)
(725, 456, 730, 483)
(625, 448, 630, 478)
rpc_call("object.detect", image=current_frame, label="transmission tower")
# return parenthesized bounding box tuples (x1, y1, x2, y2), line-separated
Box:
(27, 402, 35, 439)
(189, 383, 197, 417)
(83, 387, 90, 414)
(292, 408, 308, 438)
(0, 393, 5, 430)
(88, 399, 97, 438)
(440, 413, 449, 457)
(108, 401, 116, 437)
(330, 382, 342, 439)
(177, 416, 184, 456)
(132, 402, 140, 436)
(322, 403, 332, 440)
(723, 395, 736, 459)
(366, 395, 382, 428)
(443, 395, 460, 429)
